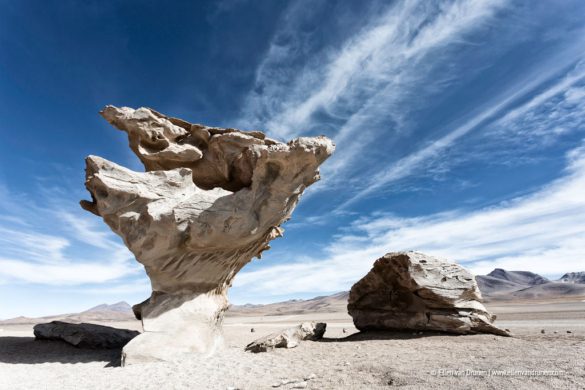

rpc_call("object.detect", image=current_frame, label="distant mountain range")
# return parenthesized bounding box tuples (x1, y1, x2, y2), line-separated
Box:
(0, 301, 135, 325)
(476, 269, 585, 301)
(1, 270, 583, 323)
(228, 269, 585, 315)
(85, 301, 133, 313)
(228, 291, 349, 317)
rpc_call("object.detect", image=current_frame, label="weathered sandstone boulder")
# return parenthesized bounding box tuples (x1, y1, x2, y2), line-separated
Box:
(347, 252, 509, 336)
(34, 321, 139, 349)
(245, 322, 326, 353)
(81, 106, 334, 365)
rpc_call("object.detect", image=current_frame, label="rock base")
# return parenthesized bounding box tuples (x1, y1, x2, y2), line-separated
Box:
(122, 291, 227, 365)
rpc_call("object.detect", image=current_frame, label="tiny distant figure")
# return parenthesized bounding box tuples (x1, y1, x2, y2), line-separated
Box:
(342, 328, 347, 334)
(251, 328, 255, 333)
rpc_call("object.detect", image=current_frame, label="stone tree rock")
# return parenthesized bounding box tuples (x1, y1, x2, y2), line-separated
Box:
(34, 321, 139, 349)
(347, 252, 510, 336)
(245, 322, 326, 353)
(81, 106, 334, 365)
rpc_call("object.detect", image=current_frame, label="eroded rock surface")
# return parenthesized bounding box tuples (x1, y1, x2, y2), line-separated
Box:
(245, 322, 326, 353)
(81, 106, 334, 365)
(347, 252, 509, 336)
(33, 321, 139, 349)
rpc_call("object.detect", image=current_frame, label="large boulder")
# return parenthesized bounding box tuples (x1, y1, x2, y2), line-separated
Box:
(347, 252, 510, 336)
(245, 322, 326, 353)
(33, 321, 139, 349)
(80, 106, 334, 365)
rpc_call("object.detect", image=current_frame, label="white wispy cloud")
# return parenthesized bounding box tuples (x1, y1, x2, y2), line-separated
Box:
(0, 258, 136, 285)
(0, 185, 149, 317)
(50, 279, 151, 296)
(232, 141, 585, 299)
(238, 0, 585, 211)
(487, 62, 585, 146)
(338, 47, 585, 208)
(239, 0, 506, 140)
(0, 227, 68, 264)
(0, 184, 139, 286)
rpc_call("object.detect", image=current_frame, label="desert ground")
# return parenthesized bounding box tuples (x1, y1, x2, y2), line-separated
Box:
(0, 298, 583, 390)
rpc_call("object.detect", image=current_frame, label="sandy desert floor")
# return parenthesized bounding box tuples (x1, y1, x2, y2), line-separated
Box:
(0, 299, 584, 390)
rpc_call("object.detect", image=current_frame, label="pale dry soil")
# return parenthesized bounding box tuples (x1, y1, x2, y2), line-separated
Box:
(0, 300, 584, 390)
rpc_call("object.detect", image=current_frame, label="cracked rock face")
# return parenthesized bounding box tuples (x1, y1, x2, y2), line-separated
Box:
(347, 252, 510, 337)
(81, 106, 334, 365)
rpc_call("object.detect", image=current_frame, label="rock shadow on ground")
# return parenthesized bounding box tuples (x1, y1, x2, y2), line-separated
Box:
(319, 329, 477, 342)
(0, 336, 122, 367)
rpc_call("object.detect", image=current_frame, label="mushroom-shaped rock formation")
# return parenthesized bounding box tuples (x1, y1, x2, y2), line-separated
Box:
(81, 106, 335, 365)
(347, 252, 510, 337)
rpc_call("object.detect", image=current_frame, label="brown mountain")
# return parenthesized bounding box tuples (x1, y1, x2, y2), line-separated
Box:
(559, 272, 585, 284)
(227, 291, 349, 316)
(0, 301, 135, 325)
(477, 269, 585, 301)
(476, 269, 549, 296)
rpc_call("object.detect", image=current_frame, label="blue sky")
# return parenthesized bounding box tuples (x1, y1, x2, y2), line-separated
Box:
(1, 0, 585, 318)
